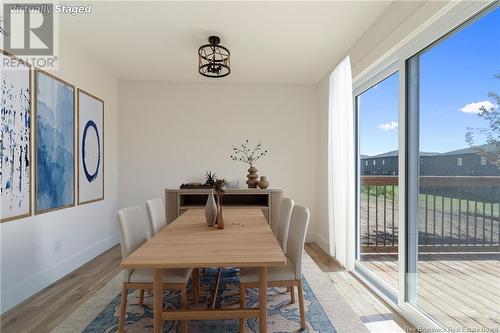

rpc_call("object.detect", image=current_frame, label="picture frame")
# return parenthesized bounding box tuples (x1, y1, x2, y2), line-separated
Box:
(77, 89, 104, 205)
(0, 50, 32, 222)
(34, 69, 75, 214)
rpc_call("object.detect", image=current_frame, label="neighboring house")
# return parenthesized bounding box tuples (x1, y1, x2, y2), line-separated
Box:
(361, 145, 499, 176)
(360, 150, 399, 175)
(420, 146, 499, 176)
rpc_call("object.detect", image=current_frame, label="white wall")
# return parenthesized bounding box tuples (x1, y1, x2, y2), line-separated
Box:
(0, 0, 453, 313)
(0, 42, 119, 313)
(313, 77, 330, 252)
(118, 81, 317, 236)
(313, 1, 450, 255)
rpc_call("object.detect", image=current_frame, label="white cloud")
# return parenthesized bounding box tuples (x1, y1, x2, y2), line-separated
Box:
(459, 100, 496, 114)
(378, 121, 398, 131)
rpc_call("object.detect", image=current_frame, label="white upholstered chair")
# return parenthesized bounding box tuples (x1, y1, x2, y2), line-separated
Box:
(273, 197, 295, 300)
(146, 198, 200, 303)
(239, 205, 310, 332)
(274, 197, 294, 253)
(146, 198, 167, 237)
(117, 206, 192, 333)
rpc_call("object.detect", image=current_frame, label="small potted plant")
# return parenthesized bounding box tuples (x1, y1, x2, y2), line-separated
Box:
(213, 179, 226, 229)
(230, 140, 268, 188)
(204, 170, 217, 187)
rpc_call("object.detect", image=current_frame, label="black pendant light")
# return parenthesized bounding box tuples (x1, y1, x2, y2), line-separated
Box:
(198, 36, 230, 78)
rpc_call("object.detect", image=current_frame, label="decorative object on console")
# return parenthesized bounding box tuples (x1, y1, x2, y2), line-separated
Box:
(225, 179, 240, 189)
(205, 189, 217, 227)
(257, 176, 269, 189)
(230, 139, 268, 188)
(204, 170, 217, 187)
(198, 36, 230, 78)
(213, 179, 226, 229)
(247, 166, 258, 188)
(180, 182, 211, 189)
(35, 70, 75, 214)
(77, 89, 104, 205)
(1, 51, 32, 222)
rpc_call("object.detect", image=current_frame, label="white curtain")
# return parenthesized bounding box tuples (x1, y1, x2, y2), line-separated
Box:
(327, 56, 355, 271)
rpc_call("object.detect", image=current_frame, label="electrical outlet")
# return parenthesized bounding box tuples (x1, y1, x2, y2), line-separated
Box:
(54, 238, 62, 253)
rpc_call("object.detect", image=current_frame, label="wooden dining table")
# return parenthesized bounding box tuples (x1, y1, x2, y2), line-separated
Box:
(121, 208, 287, 333)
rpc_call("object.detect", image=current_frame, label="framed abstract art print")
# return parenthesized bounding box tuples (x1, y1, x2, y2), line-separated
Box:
(35, 70, 75, 214)
(1, 51, 32, 222)
(77, 89, 104, 204)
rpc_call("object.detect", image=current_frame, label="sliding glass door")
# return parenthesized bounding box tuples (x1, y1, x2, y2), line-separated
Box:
(405, 5, 500, 330)
(354, 2, 499, 331)
(356, 72, 400, 292)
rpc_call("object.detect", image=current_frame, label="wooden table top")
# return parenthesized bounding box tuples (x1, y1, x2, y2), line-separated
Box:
(121, 208, 287, 269)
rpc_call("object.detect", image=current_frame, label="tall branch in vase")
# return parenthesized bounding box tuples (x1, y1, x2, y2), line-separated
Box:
(230, 140, 268, 188)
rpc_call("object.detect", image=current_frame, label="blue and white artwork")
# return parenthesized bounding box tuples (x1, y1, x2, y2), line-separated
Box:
(35, 70, 75, 213)
(1, 53, 31, 221)
(78, 90, 104, 204)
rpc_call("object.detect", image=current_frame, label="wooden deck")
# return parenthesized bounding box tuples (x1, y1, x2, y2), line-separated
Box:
(361, 252, 500, 331)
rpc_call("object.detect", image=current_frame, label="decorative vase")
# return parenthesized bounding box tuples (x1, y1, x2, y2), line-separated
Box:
(205, 190, 217, 227)
(216, 195, 224, 229)
(246, 166, 258, 188)
(257, 176, 269, 189)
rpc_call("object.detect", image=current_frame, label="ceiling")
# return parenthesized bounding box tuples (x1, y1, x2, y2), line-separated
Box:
(61, 1, 392, 84)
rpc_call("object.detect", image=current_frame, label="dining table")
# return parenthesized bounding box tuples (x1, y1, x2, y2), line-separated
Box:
(121, 208, 287, 333)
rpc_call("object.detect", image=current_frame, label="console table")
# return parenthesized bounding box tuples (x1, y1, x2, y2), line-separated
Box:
(164, 188, 283, 225)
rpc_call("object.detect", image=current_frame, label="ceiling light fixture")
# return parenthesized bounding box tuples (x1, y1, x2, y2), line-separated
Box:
(198, 36, 230, 78)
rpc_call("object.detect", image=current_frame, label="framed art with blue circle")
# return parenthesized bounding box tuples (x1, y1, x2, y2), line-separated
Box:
(77, 89, 104, 204)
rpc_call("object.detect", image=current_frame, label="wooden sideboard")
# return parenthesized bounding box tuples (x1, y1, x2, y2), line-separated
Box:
(165, 188, 283, 225)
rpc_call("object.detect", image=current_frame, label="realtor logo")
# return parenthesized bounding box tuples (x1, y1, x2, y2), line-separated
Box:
(3, 3, 54, 56)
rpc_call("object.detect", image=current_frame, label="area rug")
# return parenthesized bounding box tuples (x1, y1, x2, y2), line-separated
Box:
(52, 253, 368, 333)
(82, 267, 333, 333)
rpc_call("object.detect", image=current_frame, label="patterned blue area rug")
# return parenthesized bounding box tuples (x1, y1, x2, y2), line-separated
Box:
(83, 268, 335, 332)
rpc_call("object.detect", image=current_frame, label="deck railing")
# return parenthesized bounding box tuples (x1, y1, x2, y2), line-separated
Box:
(360, 175, 500, 253)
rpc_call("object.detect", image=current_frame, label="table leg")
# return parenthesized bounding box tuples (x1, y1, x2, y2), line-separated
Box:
(154, 269, 163, 333)
(259, 267, 267, 333)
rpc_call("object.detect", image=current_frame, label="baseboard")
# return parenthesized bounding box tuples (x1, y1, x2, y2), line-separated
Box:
(0, 233, 119, 314)
(306, 231, 317, 243)
(307, 232, 330, 255)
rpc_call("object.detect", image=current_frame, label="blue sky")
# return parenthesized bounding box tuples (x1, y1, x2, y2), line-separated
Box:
(359, 6, 499, 156)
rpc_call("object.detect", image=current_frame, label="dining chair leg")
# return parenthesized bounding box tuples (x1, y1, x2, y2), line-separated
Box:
(139, 289, 145, 306)
(180, 286, 188, 333)
(290, 285, 296, 304)
(297, 280, 306, 330)
(197, 270, 201, 298)
(192, 269, 199, 304)
(119, 284, 128, 333)
(239, 285, 246, 333)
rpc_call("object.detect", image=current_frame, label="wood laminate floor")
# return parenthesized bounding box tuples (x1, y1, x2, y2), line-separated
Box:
(304, 243, 413, 332)
(1, 243, 411, 333)
(0, 245, 122, 333)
